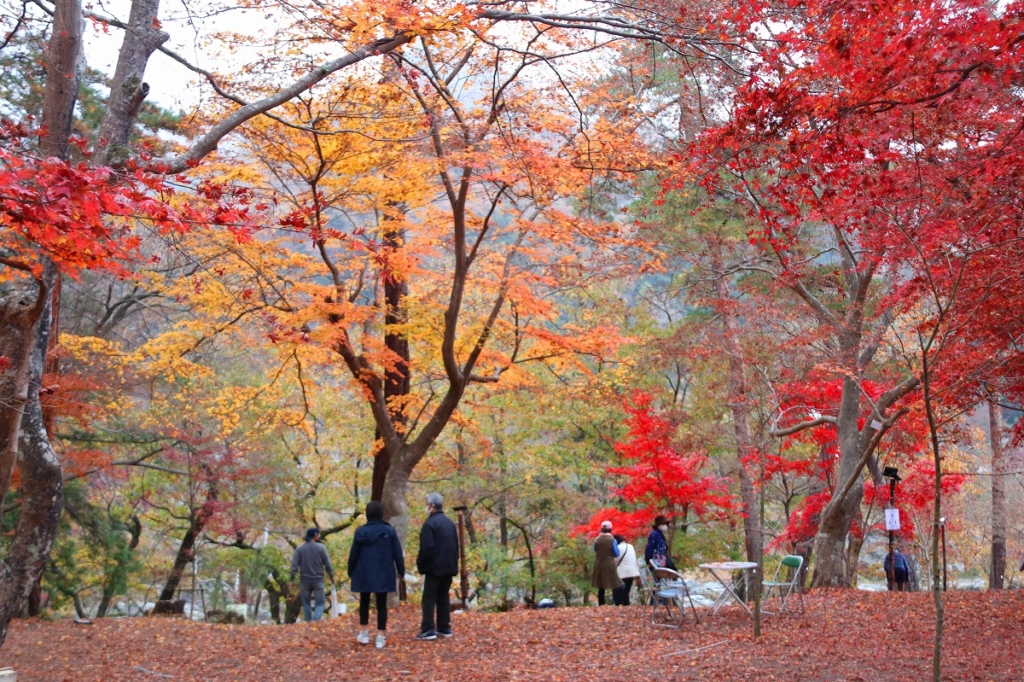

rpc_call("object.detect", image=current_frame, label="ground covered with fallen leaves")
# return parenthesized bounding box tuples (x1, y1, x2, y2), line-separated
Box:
(2, 589, 1022, 681)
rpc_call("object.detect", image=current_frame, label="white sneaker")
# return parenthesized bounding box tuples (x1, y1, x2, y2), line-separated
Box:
(375, 634, 386, 649)
(356, 629, 370, 645)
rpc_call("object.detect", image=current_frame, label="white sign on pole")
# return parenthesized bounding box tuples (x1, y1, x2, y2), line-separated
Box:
(885, 508, 901, 531)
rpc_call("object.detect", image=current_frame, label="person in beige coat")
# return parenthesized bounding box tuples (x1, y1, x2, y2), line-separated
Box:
(591, 521, 623, 605)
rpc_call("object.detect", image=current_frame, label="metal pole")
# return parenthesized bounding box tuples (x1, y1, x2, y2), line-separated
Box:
(888, 478, 896, 591)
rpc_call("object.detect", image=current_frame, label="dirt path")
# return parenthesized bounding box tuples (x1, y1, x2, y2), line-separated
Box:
(1, 590, 1021, 681)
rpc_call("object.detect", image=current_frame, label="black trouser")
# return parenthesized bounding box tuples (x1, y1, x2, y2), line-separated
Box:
(613, 577, 634, 606)
(421, 574, 452, 633)
(597, 588, 609, 605)
(359, 592, 388, 630)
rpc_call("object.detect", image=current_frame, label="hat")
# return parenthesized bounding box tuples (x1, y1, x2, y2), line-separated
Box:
(600, 520, 612, 531)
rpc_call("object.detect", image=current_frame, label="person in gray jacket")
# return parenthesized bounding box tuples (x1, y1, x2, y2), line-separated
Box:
(415, 493, 459, 640)
(290, 527, 335, 621)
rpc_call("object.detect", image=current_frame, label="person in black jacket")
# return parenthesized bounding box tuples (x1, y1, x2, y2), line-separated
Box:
(415, 492, 459, 640)
(348, 501, 405, 649)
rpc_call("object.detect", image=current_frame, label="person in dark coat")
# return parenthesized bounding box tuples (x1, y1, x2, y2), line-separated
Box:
(415, 492, 459, 640)
(591, 520, 623, 605)
(348, 501, 405, 649)
(644, 515, 676, 570)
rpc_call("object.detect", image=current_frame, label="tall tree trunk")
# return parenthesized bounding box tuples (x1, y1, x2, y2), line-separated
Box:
(381, 463, 412, 549)
(0, 263, 63, 645)
(713, 248, 760, 565)
(0, 0, 82, 645)
(371, 217, 410, 503)
(95, 0, 168, 166)
(381, 461, 412, 608)
(793, 444, 831, 588)
(38, 0, 84, 160)
(26, 578, 42, 617)
(845, 516, 865, 586)
(988, 400, 1007, 590)
(811, 372, 865, 588)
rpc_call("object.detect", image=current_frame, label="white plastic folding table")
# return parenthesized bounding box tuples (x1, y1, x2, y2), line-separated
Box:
(698, 561, 758, 617)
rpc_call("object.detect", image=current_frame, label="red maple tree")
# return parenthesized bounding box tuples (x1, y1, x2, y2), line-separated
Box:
(677, 0, 1024, 588)
(579, 391, 734, 540)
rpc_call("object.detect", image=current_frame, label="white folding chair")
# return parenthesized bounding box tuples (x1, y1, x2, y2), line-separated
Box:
(649, 566, 700, 627)
(762, 555, 805, 614)
(634, 561, 658, 620)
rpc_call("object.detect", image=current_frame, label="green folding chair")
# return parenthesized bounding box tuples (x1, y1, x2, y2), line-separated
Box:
(762, 555, 805, 614)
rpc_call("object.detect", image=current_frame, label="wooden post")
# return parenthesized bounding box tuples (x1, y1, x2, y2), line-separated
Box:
(454, 505, 469, 606)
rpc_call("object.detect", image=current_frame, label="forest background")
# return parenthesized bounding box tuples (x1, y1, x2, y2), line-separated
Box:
(0, 0, 1022, 648)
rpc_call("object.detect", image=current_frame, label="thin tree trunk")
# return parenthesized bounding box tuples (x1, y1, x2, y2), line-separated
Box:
(158, 487, 217, 602)
(922, 350, 944, 682)
(465, 508, 478, 545)
(499, 501, 509, 548)
(988, 400, 1007, 590)
(96, 515, 142, 617)
(159, 524, 200, 602)
(266, 569, 283, 624)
